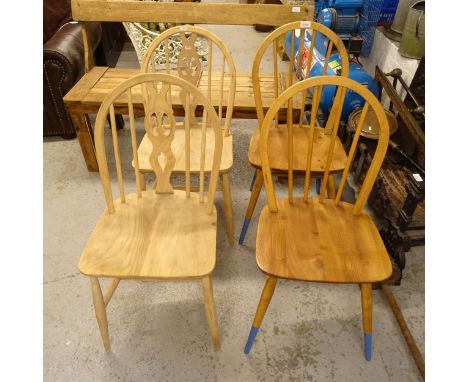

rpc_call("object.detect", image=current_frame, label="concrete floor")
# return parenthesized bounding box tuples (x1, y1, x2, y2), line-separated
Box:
(43, 22, 425, 382)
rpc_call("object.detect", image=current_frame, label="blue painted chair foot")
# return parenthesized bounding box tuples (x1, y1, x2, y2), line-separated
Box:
(364, 332, 372, 361)
(238, 218, 251, 245)
(244, 326, 260, 354)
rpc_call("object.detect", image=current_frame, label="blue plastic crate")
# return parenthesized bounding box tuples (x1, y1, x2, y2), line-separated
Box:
(378, 0, 399, 23)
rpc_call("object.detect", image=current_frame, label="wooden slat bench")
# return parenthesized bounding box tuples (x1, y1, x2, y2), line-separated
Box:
(63, 1, 314, 171)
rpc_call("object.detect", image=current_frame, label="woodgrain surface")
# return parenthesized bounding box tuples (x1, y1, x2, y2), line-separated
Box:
(137, 125, 233, 173)
(248, 125, 347, 173)
(64, 68, 299, 117)
(256, 198, 392, 283)
(79, 191, 217, 279)
(71, 1, 314, 25)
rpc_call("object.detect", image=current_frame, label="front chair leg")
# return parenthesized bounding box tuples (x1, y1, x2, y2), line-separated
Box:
(239, 169, 264, 245)
(244, 275, 277, 354)
(90, 277, 111, 351)
(202, 274, 220, 351)
(361, 283, 373, 361)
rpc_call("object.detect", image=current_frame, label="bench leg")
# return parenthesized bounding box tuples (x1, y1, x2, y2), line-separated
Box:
(70, 113, 98, 172)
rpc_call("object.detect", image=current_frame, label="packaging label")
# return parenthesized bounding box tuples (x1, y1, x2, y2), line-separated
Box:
(413, 173, 423, 182)
(292, 6, 300, 13)
(300, 21, 311, 28)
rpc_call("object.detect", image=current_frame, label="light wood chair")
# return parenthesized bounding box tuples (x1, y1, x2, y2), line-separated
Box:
(137, 25, 236, 245)
(243, 76, 392, 362)
(78, 73, 223, 351)
(239, 21, 350, 244)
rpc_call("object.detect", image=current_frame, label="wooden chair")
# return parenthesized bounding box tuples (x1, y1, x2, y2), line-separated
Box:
(243, 76, 392, 362)
(78, 73, 223, 351)
(239, 21, 350, 244)
(137, 25, 236, 245)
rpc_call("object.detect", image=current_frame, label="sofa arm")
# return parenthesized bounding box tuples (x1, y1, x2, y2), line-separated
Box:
(43, 21, 102, 137)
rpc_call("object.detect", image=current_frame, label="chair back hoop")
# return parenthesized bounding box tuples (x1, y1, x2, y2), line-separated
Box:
(141, 25, 236, 136)
(260, 76, 389, 215)
(94, 73, 223, 215)
(252, 21, 349, 130)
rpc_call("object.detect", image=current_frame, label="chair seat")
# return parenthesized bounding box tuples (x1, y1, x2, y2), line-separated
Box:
(78, 191, 217, 279)
(137, 125, 233, 173)
(256, 198, 392, 283)
(248, 125, 347, 173)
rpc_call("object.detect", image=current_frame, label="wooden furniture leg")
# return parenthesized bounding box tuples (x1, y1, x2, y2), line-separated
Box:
(382, 285, 425, 379)
(103, 278, 120, 307)
(202, 274, 220, 351)
(244, 275, 277, 354)
(360, 283, 373, 361)
(70, 113, 99, 172)
(326, 174, 336, 199)
(138, 172, 147, 191)
(239, 169, 264, 244)
(221, 173, 234, 246)
(90, 277, 111, 351)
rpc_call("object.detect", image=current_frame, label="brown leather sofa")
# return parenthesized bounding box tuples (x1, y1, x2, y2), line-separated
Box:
(43, 0, 123, 138)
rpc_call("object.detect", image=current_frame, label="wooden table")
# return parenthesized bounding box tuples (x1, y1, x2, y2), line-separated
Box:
(63, 66, 301, 171)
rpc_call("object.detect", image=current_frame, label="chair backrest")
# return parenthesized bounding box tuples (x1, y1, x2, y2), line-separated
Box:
(260, 76, 389, 216)
(94, 73, 222, 215)
(141, 25, 236, 136)
(252, 21, 349, 131)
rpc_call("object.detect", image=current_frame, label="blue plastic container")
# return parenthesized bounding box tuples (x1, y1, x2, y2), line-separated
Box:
(284, 30, 379, 120)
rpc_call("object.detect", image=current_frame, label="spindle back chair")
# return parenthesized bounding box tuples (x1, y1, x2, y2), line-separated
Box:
(138, 25, 237, 244)
(243, 76, 393, 362)
(239, 21, 349, 244)
(78, 73, 223, 352)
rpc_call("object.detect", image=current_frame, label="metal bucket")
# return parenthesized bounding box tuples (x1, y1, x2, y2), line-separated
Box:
(348, 108, 398, 139)
(389, 0, 419, 37)
(399, 1, 425, 59)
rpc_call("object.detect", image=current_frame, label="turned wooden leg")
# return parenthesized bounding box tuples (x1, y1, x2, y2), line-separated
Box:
(326, 174, 336, 199)
(239, 169, 264, 245)
(90, 277, 111, 351)
(361, 283, 373, 361)
(244, 275, 277, 354)
(249, 170, 257, 192)
(70, 113, 98, 172)
(221, 173, 234, 246)
(202, 274, 220, 351)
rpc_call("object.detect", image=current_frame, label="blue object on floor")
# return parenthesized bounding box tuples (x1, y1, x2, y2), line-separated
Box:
(249, 172, 256, 192)
(244, 326, 260, 354)
(239, 218, 251, 245)
(364, 332, 372, 361)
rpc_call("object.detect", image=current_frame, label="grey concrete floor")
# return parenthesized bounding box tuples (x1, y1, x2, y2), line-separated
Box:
(44, 22, 424, 382)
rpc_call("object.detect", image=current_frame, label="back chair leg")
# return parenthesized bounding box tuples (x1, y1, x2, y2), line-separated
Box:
(326, 174, 336, 199)
(360, 283, 373, 361)
(90, 277, 111, 351)
(249, 171, 257, 192)
(239, 169, 264, 244)
(221, 173, 234, 246)
(244, 275, 277, 354)
(202, 274, 220, 351)
(138, 172, 147, 191)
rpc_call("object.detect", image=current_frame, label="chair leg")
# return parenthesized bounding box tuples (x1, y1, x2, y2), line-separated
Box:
(249, 171, 257, 192)
(202, 274, 220, 351)
(239, 169, 263, 245)
(326, 174, 336, 199)
(90, 277, 111, 351)
(244, 275, 277, 354)
(221, 173, 234, 246)
(360, 283, 373, 361)
(138, 171, 147, 191)
(316, 177, 321, 195)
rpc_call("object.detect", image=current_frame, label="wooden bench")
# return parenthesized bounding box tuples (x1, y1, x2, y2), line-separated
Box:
(63, 1, 314, 171)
